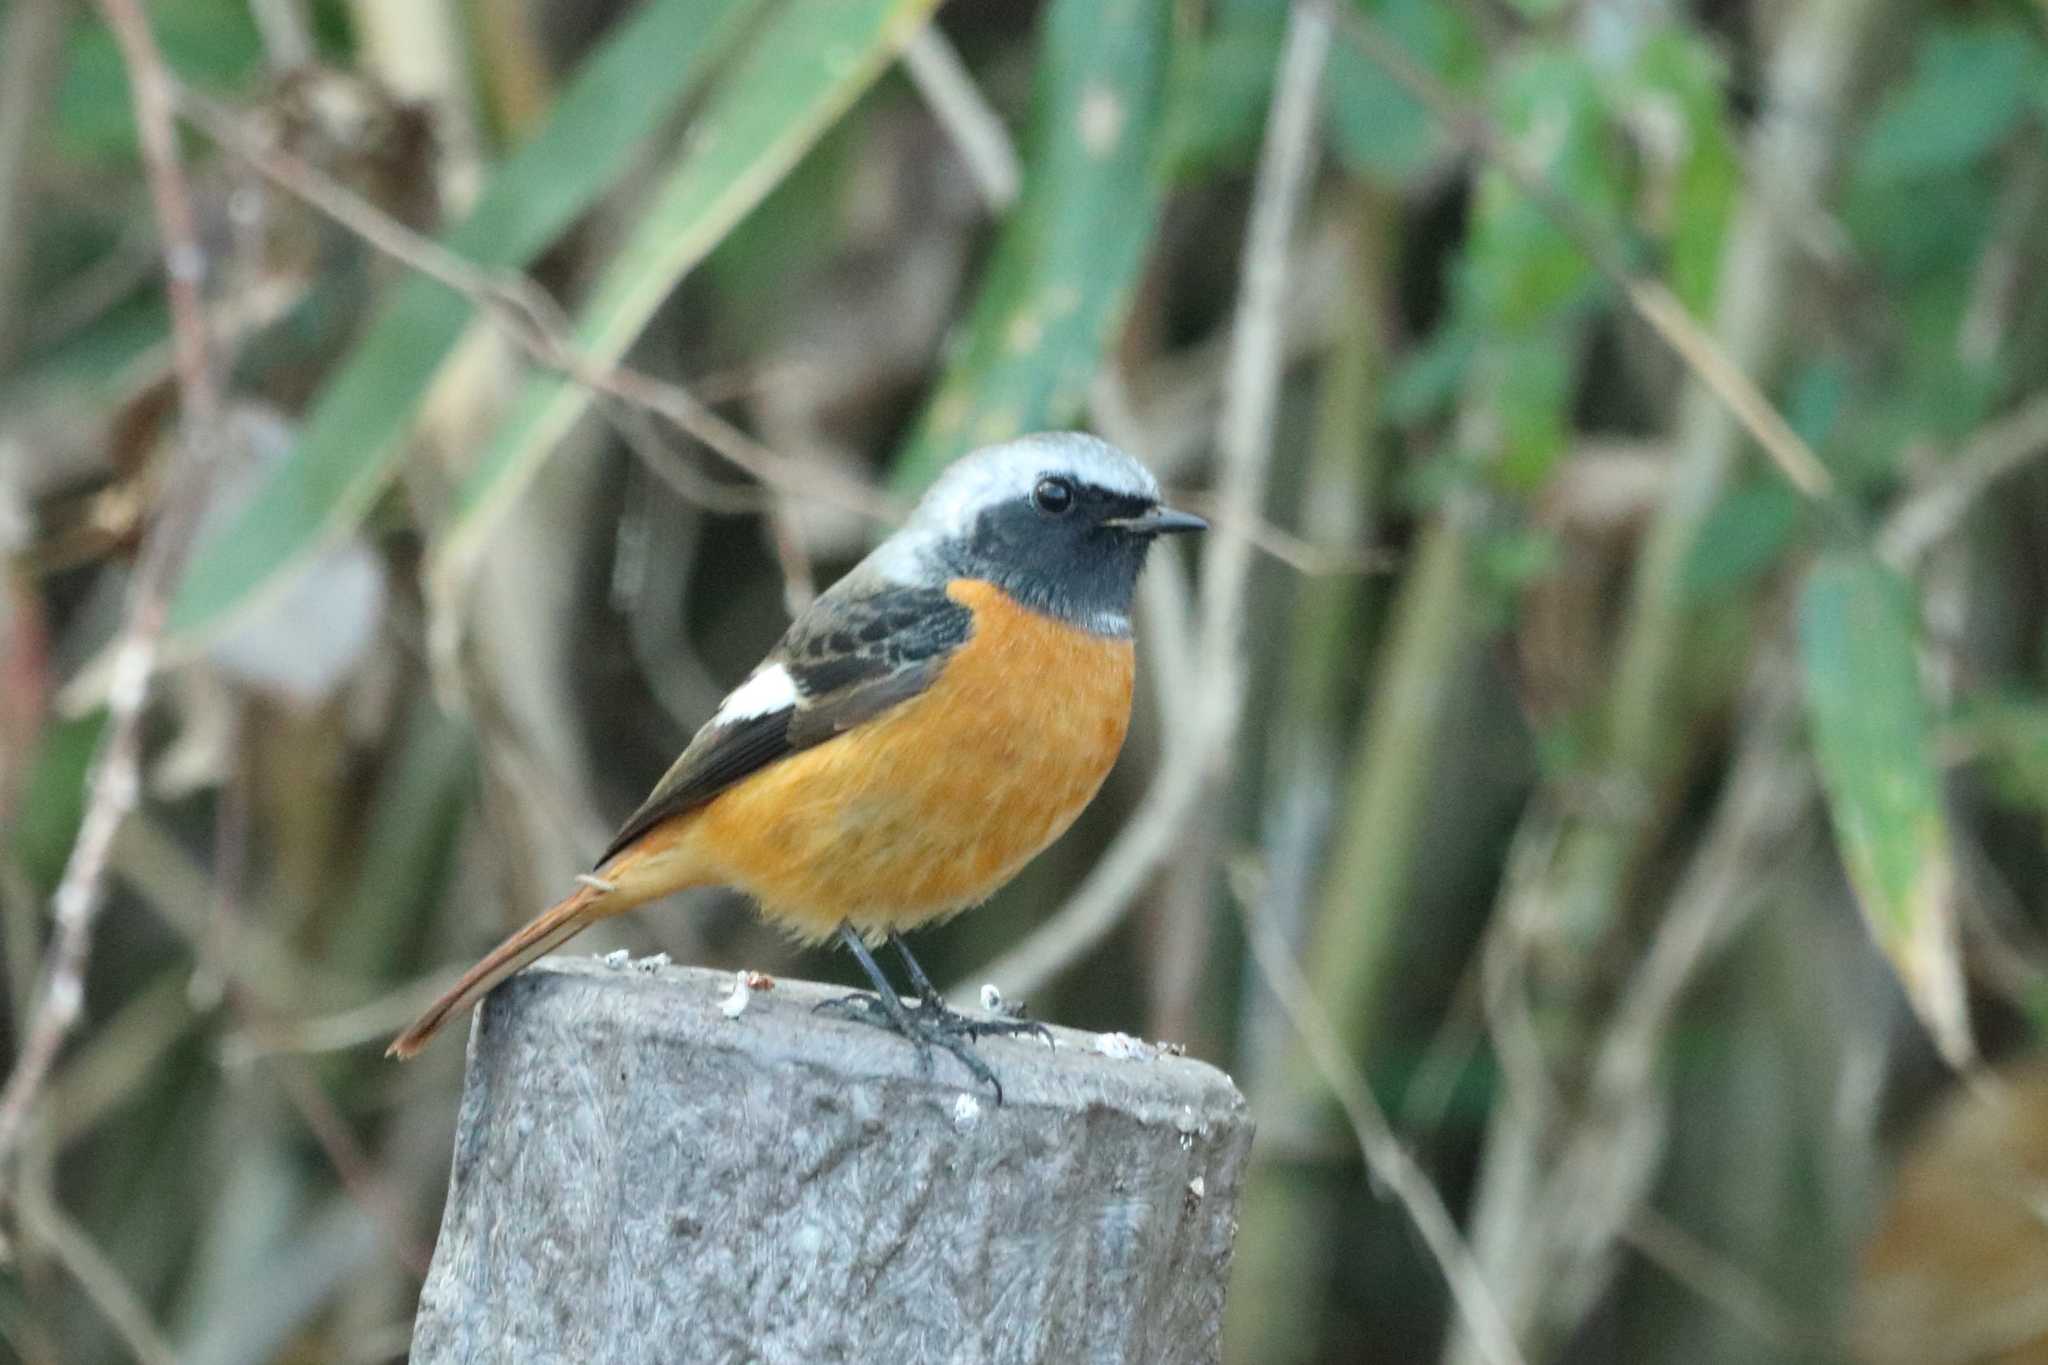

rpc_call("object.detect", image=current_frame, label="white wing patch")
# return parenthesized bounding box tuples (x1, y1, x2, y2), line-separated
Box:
(713, 664, 798, 723)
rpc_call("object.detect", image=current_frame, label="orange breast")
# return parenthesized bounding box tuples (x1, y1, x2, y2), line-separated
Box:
(679, 578, 1135, 942)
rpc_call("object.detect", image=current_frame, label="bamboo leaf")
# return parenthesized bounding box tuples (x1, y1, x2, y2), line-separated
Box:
(1856, 22, 2037, 187)
(890, 0, 1175, 492)
(166, 0, 762, 643)
(1629, 30, 1738, 313)
(429, 0, 942, 590)
(1323, 0, 1479, 188)
(1798, 549, 1973, 1067)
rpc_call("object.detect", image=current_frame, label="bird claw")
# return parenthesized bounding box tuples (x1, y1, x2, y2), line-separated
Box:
(813, 990, 887, 1022)
(818, 990, 1009, 1102)
(912, 996, 1053, 1050)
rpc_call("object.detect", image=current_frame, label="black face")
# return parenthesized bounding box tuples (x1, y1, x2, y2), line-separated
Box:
(942, 476, 1180, 636)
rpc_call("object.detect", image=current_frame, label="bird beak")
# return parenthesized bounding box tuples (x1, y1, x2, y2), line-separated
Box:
(1107, 505, 1208, 536)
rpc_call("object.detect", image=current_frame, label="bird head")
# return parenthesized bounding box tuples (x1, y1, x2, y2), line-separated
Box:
(876, 432, 1205, 636)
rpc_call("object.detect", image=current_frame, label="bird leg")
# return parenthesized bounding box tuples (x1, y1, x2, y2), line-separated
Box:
(816, 925, 1007, 1102)
(888, 933, 1053, 1049)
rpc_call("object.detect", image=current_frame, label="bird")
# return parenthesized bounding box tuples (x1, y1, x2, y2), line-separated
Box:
(387, 431, 1204, 1096)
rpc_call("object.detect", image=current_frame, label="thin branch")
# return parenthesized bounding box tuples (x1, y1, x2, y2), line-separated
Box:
(1332, 4, 1832, 500)
(1956, 137, 2045, 371)
(764, 496, 818, 614)
(187, 698, 249, 1011)
(575, 362, 895, 523)
(902, 24, 1020, 211)
(1620, 281, 1831, 497)
(0, 0, 226, 1180)
(179, 82, 1351, 599)
(1587, 658, 1810, 1111)
(1624, 1207, 1832, 1357)
(1479, 814, 1567, 1125)
(171, 85, 899, 528)
(20, 216, 160, 356)
(1171, 491, 1395, 577)
(222, 969, 464, 1062)
(110, 816, 362, 1012)
(266, 1059, 433, 1275)
(957, 0, 1331, 998)
(1492, 646, 1816, 1341)
(1229, 860, 1527, 1365)
(1880, 389, 2048, 569)
(1201, 0, 1330, 683)
(46, 970, 194, 1148)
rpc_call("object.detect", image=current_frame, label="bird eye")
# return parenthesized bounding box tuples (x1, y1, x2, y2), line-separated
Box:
(1032, 476, 1076, 517)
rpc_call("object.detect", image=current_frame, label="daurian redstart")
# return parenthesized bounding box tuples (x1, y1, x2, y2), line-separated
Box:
(388, 432, 1203, 1094)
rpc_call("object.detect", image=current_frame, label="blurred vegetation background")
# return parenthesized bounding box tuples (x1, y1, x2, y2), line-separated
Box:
(4, 0, 2048, 1360)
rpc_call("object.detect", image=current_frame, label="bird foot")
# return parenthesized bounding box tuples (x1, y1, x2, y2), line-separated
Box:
(814, 991, 1015, 1103)
(908, 994, 1054, 1050)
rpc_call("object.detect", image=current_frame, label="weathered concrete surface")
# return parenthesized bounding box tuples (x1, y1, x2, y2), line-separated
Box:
(409, 958, 1252, 1365)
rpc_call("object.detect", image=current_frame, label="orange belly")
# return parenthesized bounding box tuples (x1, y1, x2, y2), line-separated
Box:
(658, 578, 1134, 942)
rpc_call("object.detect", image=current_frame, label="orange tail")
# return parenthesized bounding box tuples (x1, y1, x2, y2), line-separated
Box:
(389, 820, 713, 1059)
(387, 882, 610, 1060)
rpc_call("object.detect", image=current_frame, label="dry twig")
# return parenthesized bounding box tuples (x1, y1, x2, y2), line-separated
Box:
(1881, 390, 2048, 570)
(222, 969, 465, 1061)
(171, 85, 900, 528)
(176, 82, 1357, 593)
(1624, 1207, 1828, 1356)
(267, 1059, 434, 1275)
(1229, 860, 1527, 1365)
(1331, 5, 1833, 500)
(1171, 489, 1394, 577)
(902, 24, 1021, 211)
(0, 0, 227, 1180)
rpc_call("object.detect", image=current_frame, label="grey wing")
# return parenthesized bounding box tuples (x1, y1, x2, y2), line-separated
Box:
(593, 580, 972, 868)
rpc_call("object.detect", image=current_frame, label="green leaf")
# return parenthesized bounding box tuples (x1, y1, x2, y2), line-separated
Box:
(1856, 23, 2038, 186)
(891, 0, 1176, 491)
(0, 294, 166, 418)
(1628, 30, 1738, 312)
(1477, 526, 1557, 594)
(1462, 49, 1617, 329)
(432, 0, 942, 585)
(1323, 0, 1479, 187)
(1384, 323, 1475, 425)
(1681, 480, 1803, 599)
(166, 0, 763, 643)
(1165, 22, 1279, 179)
(1492, 326, 1575, 488)
(56, 0, 267, 162)
(1430, 46, 1629, 488)
(1799, 549, 1972, 1066)
(9, 713, 107, 895)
